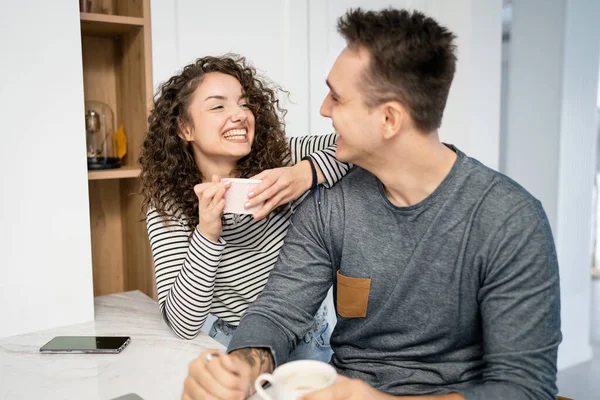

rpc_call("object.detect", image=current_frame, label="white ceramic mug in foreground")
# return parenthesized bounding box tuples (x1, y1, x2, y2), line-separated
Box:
(221, 178, 263, 214)
(254, 360, 337, 400)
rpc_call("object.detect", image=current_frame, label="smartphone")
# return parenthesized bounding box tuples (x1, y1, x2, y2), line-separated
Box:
(39, 336, 131, 354)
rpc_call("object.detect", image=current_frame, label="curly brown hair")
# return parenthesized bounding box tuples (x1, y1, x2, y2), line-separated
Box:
(139, 54, 291, 224)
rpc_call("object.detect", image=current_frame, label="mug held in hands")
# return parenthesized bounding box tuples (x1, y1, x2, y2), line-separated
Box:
(254, 360, 337, 400)
(221, 178, 263, 214)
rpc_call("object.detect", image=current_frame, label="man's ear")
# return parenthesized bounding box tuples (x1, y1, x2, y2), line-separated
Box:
(381, 101, 405, 140)
(178, 120, 193, 142)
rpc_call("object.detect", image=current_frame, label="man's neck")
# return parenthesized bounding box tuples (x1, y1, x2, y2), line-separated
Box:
(364, 131, 457, 208)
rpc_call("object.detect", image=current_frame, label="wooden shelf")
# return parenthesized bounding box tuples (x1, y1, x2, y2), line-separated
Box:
(88, 165, 140, 180)
(80, 13, 144, 36)
(81, 0, 155, 299)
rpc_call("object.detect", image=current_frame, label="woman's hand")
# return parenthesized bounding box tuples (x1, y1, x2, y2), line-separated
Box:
(194, 175, 230, 242)
(247, 161, 313, 220)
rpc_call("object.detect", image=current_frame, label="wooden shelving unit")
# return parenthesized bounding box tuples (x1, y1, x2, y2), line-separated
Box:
(80, 13, 144, 36)
(80, 0, 155, 299)
(88, 166, 141, 180)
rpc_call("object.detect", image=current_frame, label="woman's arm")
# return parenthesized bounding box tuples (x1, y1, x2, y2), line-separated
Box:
(248, 133, 352, 219)
(288, 133, 351, 188)
(147, 207, 225, 339)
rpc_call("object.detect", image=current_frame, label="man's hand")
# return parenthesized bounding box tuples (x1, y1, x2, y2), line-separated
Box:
(182, 348, 275, 400)
(182, 349, 252, 400)
(303, 375, 465, 400)
(247, 160, 315, 220)
(303, 375, 390, 400)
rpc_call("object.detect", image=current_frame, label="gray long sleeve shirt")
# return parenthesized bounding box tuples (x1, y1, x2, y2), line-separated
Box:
(228, 147, 561, 399)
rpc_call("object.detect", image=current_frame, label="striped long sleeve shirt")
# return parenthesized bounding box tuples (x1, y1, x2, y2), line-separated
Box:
(146, 133, 350, 339)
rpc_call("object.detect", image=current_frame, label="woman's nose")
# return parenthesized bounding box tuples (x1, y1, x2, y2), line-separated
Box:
(231, 106, 248, 122)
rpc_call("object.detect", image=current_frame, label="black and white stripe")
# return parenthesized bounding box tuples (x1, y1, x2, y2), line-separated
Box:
(147, 133, 349, 339)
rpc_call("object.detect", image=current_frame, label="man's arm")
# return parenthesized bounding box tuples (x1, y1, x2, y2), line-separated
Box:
(228, 349, 467, 400)
(305, 375, 464, 400)
(227, 185, 334, 367)
(457, 200, 561, 400)
(395, 396, 462, 400)
(230, 348, 275, 380)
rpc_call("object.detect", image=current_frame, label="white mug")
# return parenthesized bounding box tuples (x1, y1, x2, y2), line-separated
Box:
(254, 360, 337, 400)
(221, 178, 263, 214)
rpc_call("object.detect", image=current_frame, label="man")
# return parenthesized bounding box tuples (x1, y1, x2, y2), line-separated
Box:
(182, 7, 561, 400)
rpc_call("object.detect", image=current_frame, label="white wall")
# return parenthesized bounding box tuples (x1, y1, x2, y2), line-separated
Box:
(555, 0, 600, 369)
(597, 62, 600, 109)
(502, 0, 564, 231)
(469, 0, 502, 170)
(151, 0, 311, 137)
(502, 0, 600, 369)
(151, 0, 503, 168)
(0, 1, 94, 338)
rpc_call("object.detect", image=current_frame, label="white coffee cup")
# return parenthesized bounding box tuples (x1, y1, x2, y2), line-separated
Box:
(254, 360, 337, 400)
(221, 178, 263, 214)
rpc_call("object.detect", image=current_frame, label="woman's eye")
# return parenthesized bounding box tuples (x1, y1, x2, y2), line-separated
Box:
(240, 103, 250, 109)
(210, 105, 224, 110)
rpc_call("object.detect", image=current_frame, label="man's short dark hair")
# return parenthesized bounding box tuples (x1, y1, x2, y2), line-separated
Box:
(338, 8, 457, 132)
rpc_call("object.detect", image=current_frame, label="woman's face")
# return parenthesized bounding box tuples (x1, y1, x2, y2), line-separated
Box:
(180, 72, 255, 164)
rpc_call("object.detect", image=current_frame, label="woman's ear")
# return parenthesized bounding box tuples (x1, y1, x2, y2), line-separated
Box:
(178, 120, 194, 142)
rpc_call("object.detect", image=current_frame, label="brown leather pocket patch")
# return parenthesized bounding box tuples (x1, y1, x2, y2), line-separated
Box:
(336, 270, 371, 318)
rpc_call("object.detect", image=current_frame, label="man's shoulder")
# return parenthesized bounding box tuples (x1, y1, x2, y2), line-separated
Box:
(461, 155, 544, 224)
(321, 166, 375, 202)
(292, 166, 373, 223)
(335, 166, 373, 189)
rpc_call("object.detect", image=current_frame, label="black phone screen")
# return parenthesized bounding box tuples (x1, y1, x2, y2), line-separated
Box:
(40, 336, 131, 353)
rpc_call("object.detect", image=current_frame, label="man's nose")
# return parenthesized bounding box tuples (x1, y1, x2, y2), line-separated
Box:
(320, 93, 332, 117)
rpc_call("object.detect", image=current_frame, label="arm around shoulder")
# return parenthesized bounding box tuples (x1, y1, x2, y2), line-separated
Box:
(288, 133, 352, 187)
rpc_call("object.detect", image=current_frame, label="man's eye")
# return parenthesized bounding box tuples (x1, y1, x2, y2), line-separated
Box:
(331, 94, 339, 102)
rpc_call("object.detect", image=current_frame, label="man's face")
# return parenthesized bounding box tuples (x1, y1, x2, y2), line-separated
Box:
(320, 46, 381, 165)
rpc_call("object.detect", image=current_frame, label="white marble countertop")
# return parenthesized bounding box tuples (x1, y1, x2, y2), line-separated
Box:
(0, 290, 225, 400)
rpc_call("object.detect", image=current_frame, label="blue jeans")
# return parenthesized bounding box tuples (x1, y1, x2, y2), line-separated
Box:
(208, 309, 333, 363)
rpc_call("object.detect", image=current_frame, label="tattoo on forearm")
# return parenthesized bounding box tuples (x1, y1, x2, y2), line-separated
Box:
(257, 348, 274, 373)
(232, 348, 274, 374)
(233, 348, 256, 369)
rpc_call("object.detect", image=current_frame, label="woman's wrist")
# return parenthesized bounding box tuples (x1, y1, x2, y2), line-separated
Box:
(196, 225, 220, 243)
(301, 156, 319, 190)
(299, 159, 315, 191)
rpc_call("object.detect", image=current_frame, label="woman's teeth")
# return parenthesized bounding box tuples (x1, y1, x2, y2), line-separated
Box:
(223, 129, 247, 139)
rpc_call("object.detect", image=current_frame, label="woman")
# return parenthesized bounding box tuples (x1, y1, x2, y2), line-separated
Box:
(139, 55, 349, 362)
